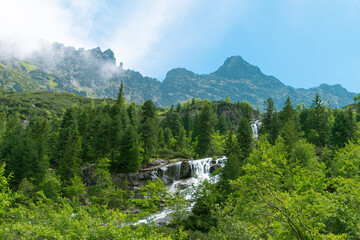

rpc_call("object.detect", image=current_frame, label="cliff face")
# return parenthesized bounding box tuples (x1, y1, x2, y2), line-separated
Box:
(0, 43, 356, 109)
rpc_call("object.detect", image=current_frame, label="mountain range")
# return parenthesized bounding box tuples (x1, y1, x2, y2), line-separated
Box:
(0, 42, 356, 109)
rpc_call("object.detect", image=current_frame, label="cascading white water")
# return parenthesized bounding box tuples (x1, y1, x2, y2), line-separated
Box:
(136, 156, 227, 225)
(173, 161, 182, 180)
(189, 157, 212, 178)
(136, 121, 259, 225)
(159, 161, 182, 185)
(251, 120, 261, 138)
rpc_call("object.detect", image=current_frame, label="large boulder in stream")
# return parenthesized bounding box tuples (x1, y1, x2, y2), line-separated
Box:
(158, 161, 191, 181)
(166, 163, 182, 180)
(180, 161, 191, 179)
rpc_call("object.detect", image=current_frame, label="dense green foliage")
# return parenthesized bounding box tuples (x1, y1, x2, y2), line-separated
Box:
(0, 89, 256, 183)
(181, 94, 360, 239)
(0, 89, 115, 118)
(1, 89, 360, 239)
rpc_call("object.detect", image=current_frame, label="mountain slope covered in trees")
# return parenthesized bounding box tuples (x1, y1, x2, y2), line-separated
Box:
(1, 88, 360, 238)
(0, 42, 356, 109)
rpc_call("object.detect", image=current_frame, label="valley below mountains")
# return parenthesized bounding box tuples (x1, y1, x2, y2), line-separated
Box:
(0, 42, 356, 109)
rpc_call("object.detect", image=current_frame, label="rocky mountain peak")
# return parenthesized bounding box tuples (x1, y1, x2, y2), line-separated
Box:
(0, 42, 356, 109)
(214, 55, 262, 79)
(165, 68, 195, 79)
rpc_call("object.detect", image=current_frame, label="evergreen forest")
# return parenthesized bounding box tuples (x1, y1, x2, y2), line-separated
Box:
(1, 85, 360, 239)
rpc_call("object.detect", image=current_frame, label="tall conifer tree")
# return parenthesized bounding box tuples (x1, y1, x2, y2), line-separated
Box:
(140, 100, 158, 160)
(194, 102, 215, 157)
(237, 116, 253, 159)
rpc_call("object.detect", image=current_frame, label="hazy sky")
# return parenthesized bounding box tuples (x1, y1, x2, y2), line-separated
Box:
(1, 0, 360, 93)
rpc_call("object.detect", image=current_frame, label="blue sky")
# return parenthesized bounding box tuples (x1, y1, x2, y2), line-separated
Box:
(1, 0, 360, 93)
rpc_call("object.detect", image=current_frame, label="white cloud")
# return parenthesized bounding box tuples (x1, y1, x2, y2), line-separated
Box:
(0, 0, 197, 69)
(0, 0, 99, 57)
(0, 0, 249, 78)
(105, 0, 196, 69)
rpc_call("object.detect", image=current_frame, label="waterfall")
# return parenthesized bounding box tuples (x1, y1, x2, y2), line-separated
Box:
(136, 156, 227, 225)
(158, 161, 182, 184)
(189, 158, 212, 178)
(251, 120, 261, 138)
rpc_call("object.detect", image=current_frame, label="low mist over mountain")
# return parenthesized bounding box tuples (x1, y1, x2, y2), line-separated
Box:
(0, 42, 356, 109)
(0, 42, 162, 105)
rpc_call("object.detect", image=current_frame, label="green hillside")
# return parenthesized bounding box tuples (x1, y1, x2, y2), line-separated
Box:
(0, 89, 115, 119)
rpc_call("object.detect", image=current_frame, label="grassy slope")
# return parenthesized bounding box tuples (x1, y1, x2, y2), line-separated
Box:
(0, 89, 115, 119)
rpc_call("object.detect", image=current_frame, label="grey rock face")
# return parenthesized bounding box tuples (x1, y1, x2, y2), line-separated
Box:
(180, 161, 191, 179)
(160, 56, 356, 109)
(0, 42, 355, 109)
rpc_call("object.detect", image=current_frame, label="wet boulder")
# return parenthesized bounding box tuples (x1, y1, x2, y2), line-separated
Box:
(180, 161, 191, 179)
(166, 163, 182, 180)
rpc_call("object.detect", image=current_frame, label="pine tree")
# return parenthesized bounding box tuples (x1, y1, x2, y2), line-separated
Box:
(141, 100, 157, 121)
(127, 102, 139, 128)
(87, 110, 113, 161)
(268, 111, 281, 145)
(78, 109, 90, 151)
(279, 97, 300, 146)
(116, 83, 126, 106)
(224, 129, 238, 157)
(164, 127, 173, 148)
(111, 107, 129, 155)
(237, 116, 253, 159)
(306, 94, 330, 147)
(261, 98, 280, 144)
(157, 128, 166, 149)
(140, 100, 158, 159)
(280, 96, 297, 124)
(112, 83, 128, 151)
(176, 103, 182, 112)
(2, 125, 27, 187)
(331, 109, 357, 149)
(182, 111, 192, 135)
(194, 102, 215, 157)
(262, 98, 275, 129)
(25, 118, 50, 185)
(177, 125, 187, 151)
(119, 125, 141, 172)
(163, 111, 182, 137)
(0, 114, 49, 187)
(58, 129, 82, 186)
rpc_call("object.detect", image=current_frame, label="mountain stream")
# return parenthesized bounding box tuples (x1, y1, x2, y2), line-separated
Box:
(136, 120, 260, 224)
